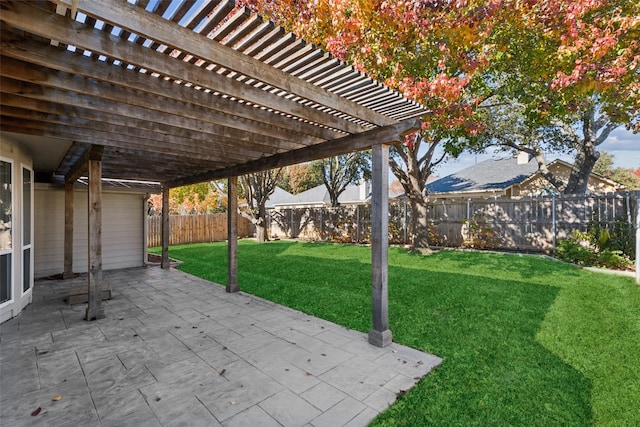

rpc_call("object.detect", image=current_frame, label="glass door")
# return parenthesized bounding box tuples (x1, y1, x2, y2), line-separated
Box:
(22, 167, 32, 294)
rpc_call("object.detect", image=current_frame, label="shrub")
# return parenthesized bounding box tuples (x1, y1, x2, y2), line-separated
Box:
(555, 229, 633, 270)
(462, 214, 500, 250)
(555, 235, 597, 266)
(596, 249, 633, 270)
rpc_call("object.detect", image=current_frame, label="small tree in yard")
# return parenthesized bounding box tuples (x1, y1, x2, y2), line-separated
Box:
(594, 152, 640, 190)
(239, 169, 283, 242)
(312, 152, 371, 207)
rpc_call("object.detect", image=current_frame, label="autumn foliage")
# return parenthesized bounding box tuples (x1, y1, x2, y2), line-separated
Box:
(240, 0, 638, 133)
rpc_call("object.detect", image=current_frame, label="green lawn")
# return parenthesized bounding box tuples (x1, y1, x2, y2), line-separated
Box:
(150, 240, 640, 426)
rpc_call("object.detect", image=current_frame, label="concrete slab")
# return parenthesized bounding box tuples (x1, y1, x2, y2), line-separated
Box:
(0, 266, 441, 426)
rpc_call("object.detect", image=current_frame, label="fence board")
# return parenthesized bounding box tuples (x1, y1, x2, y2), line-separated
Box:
(147, 213, 252, 247)
(267, 192, 639, 252)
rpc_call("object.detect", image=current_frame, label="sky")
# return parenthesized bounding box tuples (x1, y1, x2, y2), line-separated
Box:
(431, 126, 640, 178)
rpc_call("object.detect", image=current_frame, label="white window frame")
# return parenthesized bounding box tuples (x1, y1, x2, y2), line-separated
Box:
(0, 156, 14, 309)
(21, 163, 33, 296)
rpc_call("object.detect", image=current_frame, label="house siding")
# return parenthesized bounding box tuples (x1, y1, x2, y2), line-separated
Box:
(513, 163, 619, 196)
(35, 185, 145, 278)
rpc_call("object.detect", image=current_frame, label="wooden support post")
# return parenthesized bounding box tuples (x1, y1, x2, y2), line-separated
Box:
(368, 143, 392, 347)
(161, 185, 170, 269)
(85, 156, 104, 321)
(63, 181, 74, 279)
(227, 176, 239, 293)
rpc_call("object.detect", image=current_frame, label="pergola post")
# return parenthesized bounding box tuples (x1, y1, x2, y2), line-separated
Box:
(85, 155, 105, 321)
(368, 143, 392, 347)
(63, 181, 74, 279)
(161, 185, 170, 269)
(227, 176, 239, 293)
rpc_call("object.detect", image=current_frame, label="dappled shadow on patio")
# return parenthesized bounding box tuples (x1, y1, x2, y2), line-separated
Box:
(0, 266, 440, 426)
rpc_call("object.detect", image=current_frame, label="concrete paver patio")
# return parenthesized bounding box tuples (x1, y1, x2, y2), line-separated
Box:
(0, 266, 441, 426)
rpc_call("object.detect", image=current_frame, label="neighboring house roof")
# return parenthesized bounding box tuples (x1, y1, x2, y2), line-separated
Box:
(265, 187, 294, 209)
(427, 156, 622, 197)
(428, 156, 539, 194)
(272, 181, 401, 208)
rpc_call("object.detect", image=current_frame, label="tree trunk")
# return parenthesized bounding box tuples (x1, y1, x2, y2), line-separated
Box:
(254, 204, 268, 242)
(564, 147, 599, 194)
(411, 199, 429, 248)
(255, 222, 267, 242)
(328, 189, 340, 207)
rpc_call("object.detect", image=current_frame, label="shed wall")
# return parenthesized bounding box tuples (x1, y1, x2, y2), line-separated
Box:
(35, 185, 146, 277)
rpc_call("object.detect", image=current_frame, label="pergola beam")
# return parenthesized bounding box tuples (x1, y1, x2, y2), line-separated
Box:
(167, 118, 421, 187)
(0, 105, 264, 162)
(0, 76, 306, 153)
(65, 144, 104, 184)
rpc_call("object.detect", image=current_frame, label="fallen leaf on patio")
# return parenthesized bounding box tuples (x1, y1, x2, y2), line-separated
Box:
(222, 346, 227, 350)
(219, 369, 226, 375)
(305, 371, 313, 376)
(174, 326, 181, 329)
(52, 395, 62, 401)
(285, 368, 289, 371)
(392, 350, 397, 354)
(397, 389, 408, 397)
(31, 407, 42, 416)
(206, 315, 211, 317)
(155, 396, 161, 402)
(321, 354, 326, 357)
(192, 326, 198, 329)
(229, 401, 236, 405)
(417, 360, 424, 365)
(307, 358, 311, 363)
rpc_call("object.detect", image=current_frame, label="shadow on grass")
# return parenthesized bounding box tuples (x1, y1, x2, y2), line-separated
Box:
(165, 241, 593, 426)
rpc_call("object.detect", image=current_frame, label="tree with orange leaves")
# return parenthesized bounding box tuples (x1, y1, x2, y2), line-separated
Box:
(240, 0, 639, 245)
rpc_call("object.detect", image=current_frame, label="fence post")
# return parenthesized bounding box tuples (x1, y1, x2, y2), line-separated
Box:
(552, 194, 557, 250)
(356, 205, 360, 242)
(403, 201, 408, 245)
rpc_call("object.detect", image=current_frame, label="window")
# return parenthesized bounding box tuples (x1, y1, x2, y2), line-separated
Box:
(1, 159, 12, 304)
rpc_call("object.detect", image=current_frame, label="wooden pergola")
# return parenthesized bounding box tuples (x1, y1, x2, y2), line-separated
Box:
(0, 0, 427, 347)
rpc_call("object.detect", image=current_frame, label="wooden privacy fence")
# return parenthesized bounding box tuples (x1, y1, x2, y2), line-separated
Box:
(147, 213, 252, 247)
(268, 191, 639, 252)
